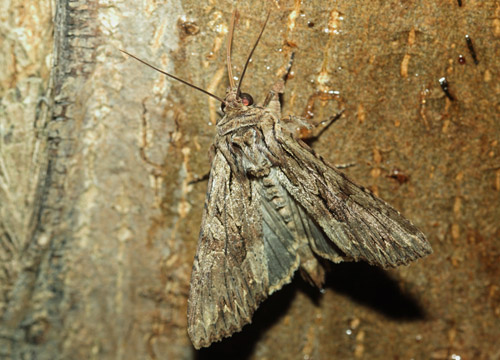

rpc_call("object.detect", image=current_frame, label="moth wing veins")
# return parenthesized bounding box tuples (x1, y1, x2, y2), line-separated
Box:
(188, 151, 308, 349)
(187, 152, 266, 349)
(274, 130, 432, 269)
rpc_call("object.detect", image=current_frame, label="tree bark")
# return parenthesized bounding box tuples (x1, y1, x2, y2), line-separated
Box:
(1, 0, 499, 359)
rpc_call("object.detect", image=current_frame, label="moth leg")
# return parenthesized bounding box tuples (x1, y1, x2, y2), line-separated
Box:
(262, 53, 295, 112)
(277, 52, 295, 81)
(262, 78, 286, 117)
(334, 162, 355, 170)
(298, 243, 326, 289)
(188, 145, 216, 185)
(188, 173, 210, 185)
(284, 109, 345, 140)
(262, 87, 281, 115)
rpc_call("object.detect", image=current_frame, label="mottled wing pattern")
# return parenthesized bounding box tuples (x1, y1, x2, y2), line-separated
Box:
(188, 151, 300, 349)
(275, 131, 432, 267)
(187, 151, 265, 349)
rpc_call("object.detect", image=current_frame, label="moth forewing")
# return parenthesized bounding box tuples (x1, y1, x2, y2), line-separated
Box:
(122, 9, 432, 350)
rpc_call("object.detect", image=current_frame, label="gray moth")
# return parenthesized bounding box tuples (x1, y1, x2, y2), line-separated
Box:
(121, 9, 432, 350)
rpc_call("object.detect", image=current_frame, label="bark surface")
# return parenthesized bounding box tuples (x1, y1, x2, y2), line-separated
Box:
(1, 0, 499, 359)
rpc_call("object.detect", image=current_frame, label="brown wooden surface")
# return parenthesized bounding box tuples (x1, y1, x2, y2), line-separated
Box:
(1, 0, 499, 359)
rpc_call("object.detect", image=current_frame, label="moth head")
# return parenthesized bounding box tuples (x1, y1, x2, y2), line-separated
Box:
(221, 87, 254, 113)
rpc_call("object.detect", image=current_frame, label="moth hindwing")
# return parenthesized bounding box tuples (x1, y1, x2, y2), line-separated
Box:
(121, 9, 432, 350)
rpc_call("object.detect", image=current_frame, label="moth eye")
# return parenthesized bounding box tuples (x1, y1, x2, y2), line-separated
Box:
(221, 102, 226, 113)
(240, 93, 254, 106)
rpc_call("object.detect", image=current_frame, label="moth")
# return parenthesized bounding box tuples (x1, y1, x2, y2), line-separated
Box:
(121, 10, 432, 350)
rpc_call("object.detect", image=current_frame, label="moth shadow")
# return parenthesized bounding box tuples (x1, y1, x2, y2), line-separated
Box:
(324, 262, 427, 320)
(195, 263, 426, 358)
(195, 279, 301, 360)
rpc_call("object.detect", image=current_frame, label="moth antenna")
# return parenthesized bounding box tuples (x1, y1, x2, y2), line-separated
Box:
(236, 11, 271, 96)
(120, 49, 226, 104)
(227, 10, 238, 89)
